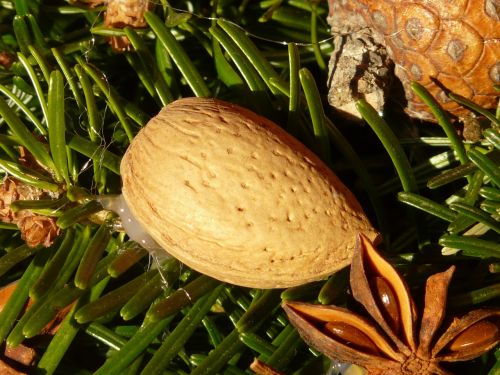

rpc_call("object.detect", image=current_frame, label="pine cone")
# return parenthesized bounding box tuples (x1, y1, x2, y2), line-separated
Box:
(0, 178, 60, 248)
(17, 215, 60, 248)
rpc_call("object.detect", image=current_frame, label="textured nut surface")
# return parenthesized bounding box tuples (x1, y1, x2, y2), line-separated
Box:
(121, 98, 376, 288)
(329, 0, 499, 120)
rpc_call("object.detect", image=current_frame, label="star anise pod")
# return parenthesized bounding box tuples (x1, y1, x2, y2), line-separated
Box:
(283, 234, 500, 375)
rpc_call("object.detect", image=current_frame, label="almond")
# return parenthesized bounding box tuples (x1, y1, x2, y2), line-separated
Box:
(121, 97, 377, 288)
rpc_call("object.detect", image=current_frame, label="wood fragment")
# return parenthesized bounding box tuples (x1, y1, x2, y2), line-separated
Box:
(4, 344, 36, 367)
(249, 358, 285, 375)
(0, 358, 26, 375)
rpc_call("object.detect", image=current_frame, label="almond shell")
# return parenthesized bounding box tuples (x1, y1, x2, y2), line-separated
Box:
(121, 97, 377, 288)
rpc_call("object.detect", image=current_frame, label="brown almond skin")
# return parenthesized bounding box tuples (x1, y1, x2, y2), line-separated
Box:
(121, 98, 377, 288)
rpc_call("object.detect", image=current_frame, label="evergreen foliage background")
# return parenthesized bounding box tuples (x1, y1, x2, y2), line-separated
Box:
(0, 1, 498, 374)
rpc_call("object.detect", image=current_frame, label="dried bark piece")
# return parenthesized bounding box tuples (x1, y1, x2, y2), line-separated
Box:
(0, 359, 26, 375)
(460, 114, 483, 142)
(250, 359, 285, 375)
(283, 233, 500, 374)
(327, 33, 393, 120)
(4, 344, 36, 367)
